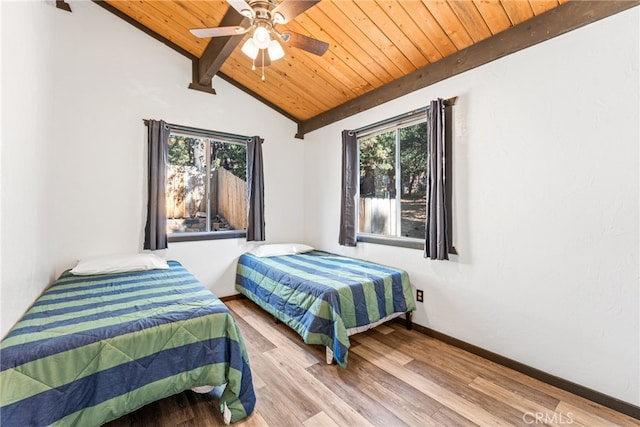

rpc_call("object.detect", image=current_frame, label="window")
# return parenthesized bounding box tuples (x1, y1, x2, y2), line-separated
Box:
(354, 103, 454, 252)
(166, 128, 248, 241)
(358, 119, 427, 242)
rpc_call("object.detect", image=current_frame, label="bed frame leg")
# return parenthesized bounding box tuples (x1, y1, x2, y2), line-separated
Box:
(325, 347, 335, 365)
(405, 312, 413, 330)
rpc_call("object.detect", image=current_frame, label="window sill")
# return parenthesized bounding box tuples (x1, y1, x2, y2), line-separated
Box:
(357, 234, 424, 250)
(357, 234, 457, 254)
(168, 230, 246, 243)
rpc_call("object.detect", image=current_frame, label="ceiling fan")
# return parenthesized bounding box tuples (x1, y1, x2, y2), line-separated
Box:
(190, 0, 329, 77)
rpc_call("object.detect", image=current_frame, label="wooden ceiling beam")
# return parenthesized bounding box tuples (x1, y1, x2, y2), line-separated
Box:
(295, 0, 640, 139)
(189, 59, 217, 95)
(196, 8, 251, 87)
(56, 0, 72, 12)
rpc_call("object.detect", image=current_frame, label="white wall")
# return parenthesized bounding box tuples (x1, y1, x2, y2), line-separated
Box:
(303, 8, 640, 406)
(1, 0, 304, 337)
(1, 0, 59, 338)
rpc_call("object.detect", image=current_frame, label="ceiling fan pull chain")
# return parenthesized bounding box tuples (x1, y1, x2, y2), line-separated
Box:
(261, 49, 266, 81)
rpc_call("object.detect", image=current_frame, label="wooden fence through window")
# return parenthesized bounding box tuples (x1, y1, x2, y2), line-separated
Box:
(167, 166, 247, 231)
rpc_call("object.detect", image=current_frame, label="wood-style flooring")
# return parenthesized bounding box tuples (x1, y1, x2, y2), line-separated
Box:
(106, 298, 639, 427)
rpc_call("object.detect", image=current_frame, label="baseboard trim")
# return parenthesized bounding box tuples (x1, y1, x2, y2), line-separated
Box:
(227, 293, 638, 419)
(396, 319, 639, 420)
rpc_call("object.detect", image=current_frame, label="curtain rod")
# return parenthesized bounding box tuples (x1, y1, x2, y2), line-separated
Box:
(351, 96, 457, 137)
(143, 119, 252, 143)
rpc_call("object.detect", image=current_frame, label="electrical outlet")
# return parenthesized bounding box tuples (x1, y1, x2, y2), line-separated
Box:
(416, 289, 424, 303)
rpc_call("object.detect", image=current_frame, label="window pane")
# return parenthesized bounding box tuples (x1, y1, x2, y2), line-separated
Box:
(166, 134, 248, 235)
(399, 122, 427, 239)
(166, 135, 207, 233)
(354, 106, 450, 248)
(210, 141, 247, 231)
(359, 130, 396, 236)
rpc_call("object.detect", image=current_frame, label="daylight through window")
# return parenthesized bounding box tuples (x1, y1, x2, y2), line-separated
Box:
(166, 131, 247, 236)
(358, 119, 427, 240)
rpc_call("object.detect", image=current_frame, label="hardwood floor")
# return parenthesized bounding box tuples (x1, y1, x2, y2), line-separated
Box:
(106, 298, 639, 427)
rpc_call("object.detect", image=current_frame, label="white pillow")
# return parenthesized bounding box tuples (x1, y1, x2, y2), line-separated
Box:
(249, 243, 314, 257)
(70, 253, 170, 275)
(291, 243, 314, 254)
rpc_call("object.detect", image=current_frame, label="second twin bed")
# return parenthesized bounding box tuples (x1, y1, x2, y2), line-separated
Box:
(235, 249, 416, 367)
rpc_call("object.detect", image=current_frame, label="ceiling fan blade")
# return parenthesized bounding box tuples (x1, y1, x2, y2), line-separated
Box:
(282, 31, 329, 56)
(227, 0, 254, 18)
(190, 26, 249, 38)
(272, 0, 320, 24)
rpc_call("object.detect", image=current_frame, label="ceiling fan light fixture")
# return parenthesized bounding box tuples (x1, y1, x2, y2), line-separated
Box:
(253, 25, 271, 49)
(273, 12, 285, 25)
(190, 0, 328, 80)
(267, 39, 285, 61)
(241, 38, 259, 60)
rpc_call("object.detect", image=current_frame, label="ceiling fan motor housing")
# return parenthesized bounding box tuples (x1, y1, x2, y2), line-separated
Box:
(248, 0, 281, 23)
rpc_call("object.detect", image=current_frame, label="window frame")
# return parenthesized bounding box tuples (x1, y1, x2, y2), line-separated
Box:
(354, 106, 456, 253)
(356, 116, 427, 249)
(164, 124, 251, 243)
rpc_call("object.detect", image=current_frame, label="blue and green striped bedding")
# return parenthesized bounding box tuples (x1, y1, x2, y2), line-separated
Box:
(235, 251, 416, 367)
(0, 261, 256, 426)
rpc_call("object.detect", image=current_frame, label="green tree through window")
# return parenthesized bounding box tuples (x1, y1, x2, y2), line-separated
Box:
(358, 121, 427, 239)
(167, 133, 247, 235)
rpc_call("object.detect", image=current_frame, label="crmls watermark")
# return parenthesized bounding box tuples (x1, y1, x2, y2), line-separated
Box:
(523, 411, 575, 425)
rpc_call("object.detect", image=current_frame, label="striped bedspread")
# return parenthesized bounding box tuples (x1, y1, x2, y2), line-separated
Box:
(0, 261, 256, 426)
(235, 251, 416, 367)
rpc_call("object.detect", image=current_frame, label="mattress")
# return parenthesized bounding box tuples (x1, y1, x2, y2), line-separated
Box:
(0, 261, 256, 426)
(235, 250, 416, 367)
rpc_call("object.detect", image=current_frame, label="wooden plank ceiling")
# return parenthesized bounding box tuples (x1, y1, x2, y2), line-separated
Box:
(97, 0, 636, 137)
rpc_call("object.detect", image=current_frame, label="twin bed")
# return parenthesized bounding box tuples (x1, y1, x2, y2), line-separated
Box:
(1, 248, 415, 425)
(0, 260, 255, 426)
(235, 248, 416, 367)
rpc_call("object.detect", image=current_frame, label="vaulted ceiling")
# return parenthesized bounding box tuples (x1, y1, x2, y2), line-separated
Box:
(90, 0, 636, 137)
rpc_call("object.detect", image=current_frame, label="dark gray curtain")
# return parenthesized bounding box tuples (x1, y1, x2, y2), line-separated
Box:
(425, 99, 449, 260)
(339, 130, 358, 246)
(144, 120, 169, 250)
(247, 136, 265, 241)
